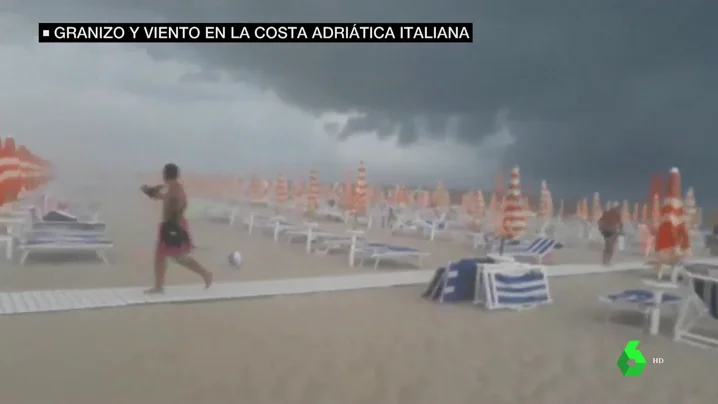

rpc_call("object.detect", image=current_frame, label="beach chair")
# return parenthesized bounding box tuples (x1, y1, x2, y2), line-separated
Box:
(674, 264, 718, 349)
(245, 213, 304, 242)
(283, 222, 340, 253)
(15, 231, 114, 265)
(391, 213, 449, 241)
(493, 237, 557, 264)
(312, 231, 367, 256)
(599, 288, 683, 331)
(351, 241, 429, 270)
(476, 264, 552, 310)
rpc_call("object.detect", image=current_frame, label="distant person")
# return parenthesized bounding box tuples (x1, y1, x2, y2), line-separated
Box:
(598, 205, 623, 266)
(141, 163, 213, 294)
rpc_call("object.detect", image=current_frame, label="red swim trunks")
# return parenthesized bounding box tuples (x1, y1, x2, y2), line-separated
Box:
(155, 218, 194, 260)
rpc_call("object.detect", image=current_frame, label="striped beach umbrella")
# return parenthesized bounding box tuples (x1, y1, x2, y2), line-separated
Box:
(621, 200, 631, 225)
(591, 192, 603, 224)
(473, 191, 485, 218)
(291, 179, 304, 200)
(274, 173, 289, 207)
(502, 166, 526, 239)
(307, 169, 319, 213)
(577, 198, 589, 221)
(488, 192, 499, 214)
(684, 187, 696, 228)
(353, 161, 367, 215)
(650, 193, 661, 231)
(0, 138, 23, 205)
(655, 167, 690, 262)
(249, 173, 262, 200)
(538, 180, 552, 220)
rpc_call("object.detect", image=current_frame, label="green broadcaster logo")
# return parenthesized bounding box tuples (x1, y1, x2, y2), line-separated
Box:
(617, 340, 647, 376)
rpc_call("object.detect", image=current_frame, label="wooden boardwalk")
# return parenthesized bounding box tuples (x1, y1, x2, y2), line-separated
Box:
(0, 270, 435, 315)
(2, 259, 713, 316)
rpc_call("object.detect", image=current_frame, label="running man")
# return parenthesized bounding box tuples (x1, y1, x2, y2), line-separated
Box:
(141, 163, 213, 293)
(598, 204, 623, 266)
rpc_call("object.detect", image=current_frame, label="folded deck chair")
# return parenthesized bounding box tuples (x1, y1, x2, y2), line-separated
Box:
(497, 237, 557, 264)
(351, 242, 429, 270)
(599, 288, 682, 328)
(477, 265, 552, 310)
(16, 232, 114, 265)
(674, 264, 718, 349)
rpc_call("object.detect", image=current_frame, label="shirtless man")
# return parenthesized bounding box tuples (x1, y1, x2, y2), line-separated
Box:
(598, 204, 623, 266)
(141, 163, 213, 294)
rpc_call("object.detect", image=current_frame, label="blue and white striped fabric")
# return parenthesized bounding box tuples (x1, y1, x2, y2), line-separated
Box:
(601, 289, 682, 307)
(480, 266, 552, 310)
(504, 237, 556, 255)
(674, 263, 718, 349)
(362, 243, 420, 254)
(684, 263, 718, 319)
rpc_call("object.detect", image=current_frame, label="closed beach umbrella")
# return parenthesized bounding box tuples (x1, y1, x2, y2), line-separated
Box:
(502, 166, 526, 240)
(655, 167, 690, 263)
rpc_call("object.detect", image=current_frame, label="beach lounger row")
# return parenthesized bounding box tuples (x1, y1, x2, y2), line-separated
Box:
(1, 203, 114, 265)
(241, 212, 429, 270)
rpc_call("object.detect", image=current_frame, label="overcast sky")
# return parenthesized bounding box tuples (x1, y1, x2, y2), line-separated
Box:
(2, 1, 717, 202)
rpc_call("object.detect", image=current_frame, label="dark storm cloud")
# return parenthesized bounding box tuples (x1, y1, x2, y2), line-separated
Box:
(11, 0, 718, 199)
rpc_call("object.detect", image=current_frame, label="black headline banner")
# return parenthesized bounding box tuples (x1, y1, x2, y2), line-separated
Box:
(38, 23, 473, 43)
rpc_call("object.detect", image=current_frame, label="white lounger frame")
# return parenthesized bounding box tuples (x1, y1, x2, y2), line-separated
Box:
(16, 242, 113, 265)
(674, 270, 718, 350)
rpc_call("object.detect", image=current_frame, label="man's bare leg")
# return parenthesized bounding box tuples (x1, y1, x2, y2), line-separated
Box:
(176, 255, 213, 288)
(146, 256, 168, 294)
(602, 235, 617, 266)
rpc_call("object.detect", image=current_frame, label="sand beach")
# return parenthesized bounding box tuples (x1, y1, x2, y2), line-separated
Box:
(0, 178, 714, 404)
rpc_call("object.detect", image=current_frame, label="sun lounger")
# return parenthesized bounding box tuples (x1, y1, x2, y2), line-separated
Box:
(496, 237, 557, 264)
(283, 223, 343, 254)
(674, 263, 718, 349)
(352, 242, 429, 270)
(16, 232, 114, 265)
(245, 213, 304, 241)
(29, 221, 106, 233)
(599, 288, 682, 329)
(477, 265, 552, 310)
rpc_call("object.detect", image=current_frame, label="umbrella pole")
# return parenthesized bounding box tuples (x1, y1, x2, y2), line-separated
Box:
(499, 236, 506, 255)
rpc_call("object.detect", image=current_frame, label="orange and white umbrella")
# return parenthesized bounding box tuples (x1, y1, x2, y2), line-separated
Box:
(307, 169, 319, 213)
(650, 193, 661, 231)
(342, 170, 354, 210)
(684, 187, 696, 228)
(431, 181, 450, 209)
(291, 179, 304, 200)
(620, 200, 631, 225)
(502, 166, 526, 239)
(473, 191, 486, 218)
(538, 180, 552, 220)
(591, 192, 602, 224)
(655, 167, 690, 263)
(274, 173, 289, 207)
(353, 161, 368, 215)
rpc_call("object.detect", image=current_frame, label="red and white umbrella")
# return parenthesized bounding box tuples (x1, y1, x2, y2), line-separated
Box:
(502, 166, 526, 239)
(655, 167, 690, 261)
